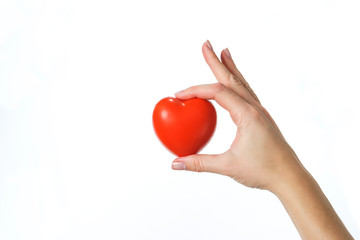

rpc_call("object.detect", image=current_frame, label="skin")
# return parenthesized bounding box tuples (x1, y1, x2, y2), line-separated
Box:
(172, 40, 353, 240)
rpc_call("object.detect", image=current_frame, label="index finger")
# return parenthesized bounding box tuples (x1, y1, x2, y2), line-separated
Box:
(175, 83, 249, 126)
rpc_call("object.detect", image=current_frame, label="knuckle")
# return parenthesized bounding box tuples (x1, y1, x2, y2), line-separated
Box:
(248, 105, 262, 121)
(258, 105, 267, 114)
(191, 156, 205, 172)
(232, 108, 248, 127)
(186, 85, 196, 93)
(213, 83, 227, 98)
(228, 73, 242, 86)
(214, 82, 226, 92)
(242, 79, 250, 88)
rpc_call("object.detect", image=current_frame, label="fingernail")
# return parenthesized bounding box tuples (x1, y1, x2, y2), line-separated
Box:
(224, 48, 232, 59)
(172, 161, 187, 170)
(205, 40, 213, 51)
(175, 90, 184, 96)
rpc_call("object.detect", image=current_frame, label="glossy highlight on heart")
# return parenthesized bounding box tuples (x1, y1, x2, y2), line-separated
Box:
(153, 97, 217, 157)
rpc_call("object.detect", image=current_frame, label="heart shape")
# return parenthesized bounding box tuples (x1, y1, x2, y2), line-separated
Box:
(153, 97, 217, 157)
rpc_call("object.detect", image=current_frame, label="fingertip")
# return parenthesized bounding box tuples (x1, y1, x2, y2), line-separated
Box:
(224, 48, 231, 59)
(174, 90, 191, 100)
(220, 48, 232, 62)
(205, 40, 213, 51)
(220, 49, 227, 62)
(202, 42, 206, 51)
(202, 40, 214, 56)
(172, 158, 187, 170)
(174, 90, 184, 97)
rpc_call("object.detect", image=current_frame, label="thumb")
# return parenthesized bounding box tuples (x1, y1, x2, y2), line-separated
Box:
(171, 154, 223, 174)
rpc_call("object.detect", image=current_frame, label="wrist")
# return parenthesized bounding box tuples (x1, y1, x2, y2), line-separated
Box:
(267, 156, 311, 196)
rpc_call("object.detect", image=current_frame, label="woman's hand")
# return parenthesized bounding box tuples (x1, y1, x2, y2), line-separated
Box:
(172, 40, 301, 192)
(172, 40, 353, 239)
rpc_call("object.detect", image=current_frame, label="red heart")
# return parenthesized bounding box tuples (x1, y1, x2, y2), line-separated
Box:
(153, 97, 217, 157)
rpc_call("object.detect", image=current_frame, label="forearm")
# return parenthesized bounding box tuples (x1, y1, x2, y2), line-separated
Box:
(271, 161, 353, 240)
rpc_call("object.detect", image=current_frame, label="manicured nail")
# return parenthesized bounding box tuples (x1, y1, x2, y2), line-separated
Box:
(224, 48, 232, 59)
(172, 161, 187, 170)
(205, 40, 213, 51)
(175, 90, 184, 96)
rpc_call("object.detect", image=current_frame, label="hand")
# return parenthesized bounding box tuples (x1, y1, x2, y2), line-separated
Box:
(172, 40, 301, 191)
(172, 41, 353, 239)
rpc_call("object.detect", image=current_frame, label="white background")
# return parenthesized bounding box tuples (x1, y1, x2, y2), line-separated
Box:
(1, 0, 360, 239)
